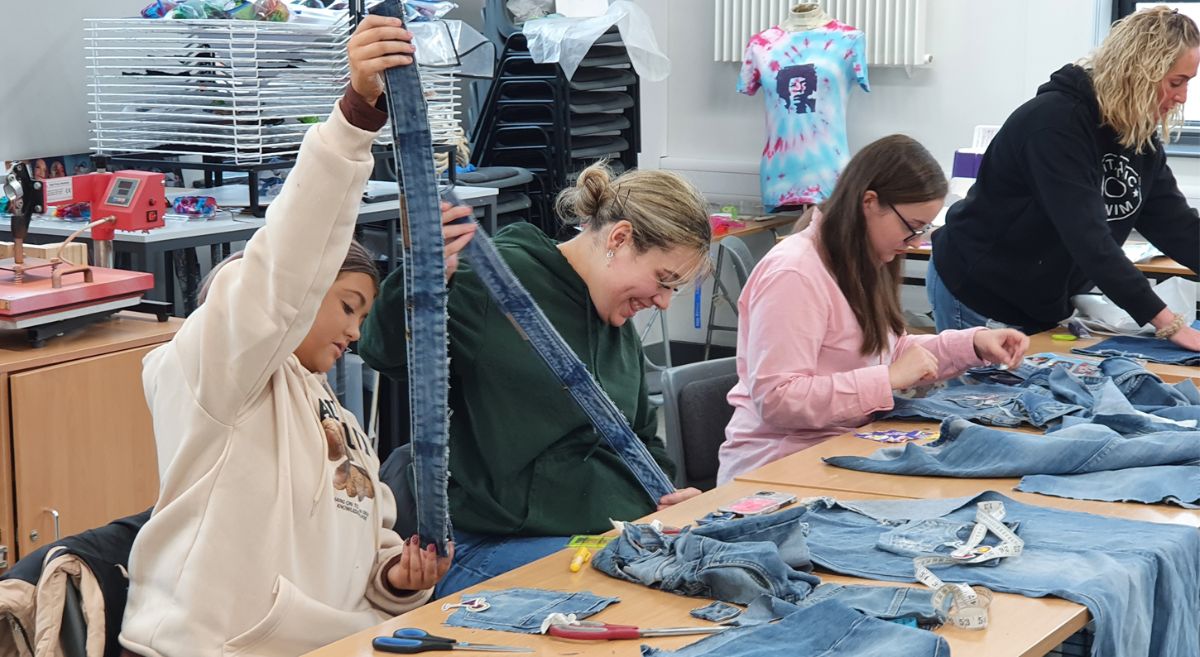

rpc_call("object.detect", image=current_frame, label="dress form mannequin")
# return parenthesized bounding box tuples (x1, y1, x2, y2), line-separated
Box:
(780, 3, 830, 32)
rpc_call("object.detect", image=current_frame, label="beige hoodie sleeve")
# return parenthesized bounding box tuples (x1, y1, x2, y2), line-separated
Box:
(170, 105, 378, 424)
(366, 482, 433, 613)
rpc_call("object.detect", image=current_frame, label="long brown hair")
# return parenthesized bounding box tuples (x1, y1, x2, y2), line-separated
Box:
(818, 135, 946, 356)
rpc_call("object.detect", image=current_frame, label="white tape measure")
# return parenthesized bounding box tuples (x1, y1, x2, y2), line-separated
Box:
(912, 501, 1023, 631)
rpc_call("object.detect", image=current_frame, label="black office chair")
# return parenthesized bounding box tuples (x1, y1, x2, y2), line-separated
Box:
(660, 357, 739, 491)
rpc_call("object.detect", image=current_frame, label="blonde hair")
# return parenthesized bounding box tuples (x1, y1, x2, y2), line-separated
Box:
(1086, 5, 1200, 152)
(555, 161, 713, 284)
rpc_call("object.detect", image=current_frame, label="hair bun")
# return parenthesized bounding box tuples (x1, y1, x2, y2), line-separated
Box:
(556, 160, 620, 226)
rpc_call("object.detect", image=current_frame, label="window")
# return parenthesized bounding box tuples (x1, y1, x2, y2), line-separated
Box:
(1114, 1, 1200, 154)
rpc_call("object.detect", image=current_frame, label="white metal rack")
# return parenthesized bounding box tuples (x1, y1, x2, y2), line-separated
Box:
(86, 17, 352, 164)
(85, 15, 465, 167)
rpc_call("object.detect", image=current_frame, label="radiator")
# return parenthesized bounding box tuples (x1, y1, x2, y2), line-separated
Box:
(713, 0, 932, 68)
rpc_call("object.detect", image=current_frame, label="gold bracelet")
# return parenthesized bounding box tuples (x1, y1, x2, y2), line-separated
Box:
(1155, 312, 1186, 339)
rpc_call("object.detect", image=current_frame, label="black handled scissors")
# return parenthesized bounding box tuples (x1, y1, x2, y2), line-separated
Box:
(372, 627, 532, 653)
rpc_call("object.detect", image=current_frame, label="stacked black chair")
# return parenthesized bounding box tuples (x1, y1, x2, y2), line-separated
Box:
(472, 0, 642, 232)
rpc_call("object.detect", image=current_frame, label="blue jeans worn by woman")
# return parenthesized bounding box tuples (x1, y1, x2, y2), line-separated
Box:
(926, 260, 1027, 332)
(433, 530, 569, 599)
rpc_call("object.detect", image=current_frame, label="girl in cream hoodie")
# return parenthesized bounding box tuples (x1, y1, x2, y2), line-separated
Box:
(119, 16, 476, 657)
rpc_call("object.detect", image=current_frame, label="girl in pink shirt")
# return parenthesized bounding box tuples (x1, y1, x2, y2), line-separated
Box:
(718, 135, 1029, 484)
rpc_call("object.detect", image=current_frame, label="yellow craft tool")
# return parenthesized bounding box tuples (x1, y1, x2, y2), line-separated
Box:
(568, 547, 592, 572)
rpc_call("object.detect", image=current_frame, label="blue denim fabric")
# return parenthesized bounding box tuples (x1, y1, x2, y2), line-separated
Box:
(1039, 357, 1198, 412)
(689, 601, 742, 623)
(1073, 321, 1200, 366)
(1017, 465, 1200, 509)
(800, 491, 1200, 657)
(444, 587, 619, 634)
(433, 530, 570, 599)
(591, 508, 944, 623)
(642, 599, 949, 657)
(884, 382, 1081, 428)
(441, 187, 676, 503)
(591, 506, 821, 604)
(375, 0, 453, 555)
(825, 416, 1200, 477)
(927, 260, 1029, 333)
(729, 586, 949, 627)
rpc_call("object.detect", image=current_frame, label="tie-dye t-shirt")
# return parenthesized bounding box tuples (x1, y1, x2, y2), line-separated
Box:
(738, 22, 869, 211)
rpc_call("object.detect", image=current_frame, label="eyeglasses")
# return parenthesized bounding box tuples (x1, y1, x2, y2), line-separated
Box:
(889, 203, 930, 243)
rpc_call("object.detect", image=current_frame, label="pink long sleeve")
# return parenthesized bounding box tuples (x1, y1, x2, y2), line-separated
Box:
(740, 268, 894, 430)
(718, 223, 986, 485)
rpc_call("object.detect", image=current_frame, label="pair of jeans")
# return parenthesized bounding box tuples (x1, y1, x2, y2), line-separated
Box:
(642, 598, 949, 657)
(1016, 465, 1200, 509)
(800, 491, 1200, 657)
(1036, 356, 1200, 413)
(825, 416, 1200, 478)
(1073, 321, 1200, 366)
(926, 260, 1027, 333)
(432, 530, 569, 599)
(883, 381, 1081, 428)
(442, 587, 619, 633)
(591, 508, 944, 623)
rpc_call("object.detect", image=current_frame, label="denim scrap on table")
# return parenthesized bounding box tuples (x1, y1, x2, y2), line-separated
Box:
(825, 416, 1200, 478)
(689, 601, 742, 623)
(883, 381, 1081, 428)
(444, 587, 620, 634)
(591, 507, 945, 623)
(889, 356, 1199, 429)
(640, 598, 949, 657)
(1017, 465, 1200, 509)
(800, 491, 1200, 657)
(1073, 321, 1200, 366)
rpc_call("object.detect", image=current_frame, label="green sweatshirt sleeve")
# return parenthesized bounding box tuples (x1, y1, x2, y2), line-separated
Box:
(359, 258, 495, 383)
(358, 265, 411, 383)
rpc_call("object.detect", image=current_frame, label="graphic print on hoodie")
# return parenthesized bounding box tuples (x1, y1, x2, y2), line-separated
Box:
(320, 398, 377, 521)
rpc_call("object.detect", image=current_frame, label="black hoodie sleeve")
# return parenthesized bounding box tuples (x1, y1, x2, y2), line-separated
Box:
(1022, 120, 1165, 325)
(1136, 153, 1200, 275)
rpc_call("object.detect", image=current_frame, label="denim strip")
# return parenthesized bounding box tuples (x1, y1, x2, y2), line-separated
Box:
(374, 0, 452, 555)
(443, 188, 675, 502)
(1073, 321, 1200, 366)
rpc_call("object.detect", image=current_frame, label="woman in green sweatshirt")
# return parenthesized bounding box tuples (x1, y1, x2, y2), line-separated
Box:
(359, 161, 712, 596)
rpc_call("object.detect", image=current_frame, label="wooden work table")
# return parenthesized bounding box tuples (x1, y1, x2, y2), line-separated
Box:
(0, 311, 180, 571)
(904, 245, 1195, 280)
(303, 480, 1088, 657)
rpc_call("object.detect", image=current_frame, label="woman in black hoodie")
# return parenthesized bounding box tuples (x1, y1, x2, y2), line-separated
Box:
(928, 6, 1200, 350)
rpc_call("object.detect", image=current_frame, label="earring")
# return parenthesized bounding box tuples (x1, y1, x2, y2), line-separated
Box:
(606, 249, 615, 260)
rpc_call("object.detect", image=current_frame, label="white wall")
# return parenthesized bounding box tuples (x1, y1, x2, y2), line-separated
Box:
(0, 0, 149, 161)
(637, 0, 1109, 208)
(634, 0, 1113, 346)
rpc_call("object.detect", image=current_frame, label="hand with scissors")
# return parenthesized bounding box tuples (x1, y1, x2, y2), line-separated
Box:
(372, 627, 532, 653)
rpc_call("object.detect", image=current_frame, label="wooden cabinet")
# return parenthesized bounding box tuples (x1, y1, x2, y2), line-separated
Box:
(0, 313, 180, 571)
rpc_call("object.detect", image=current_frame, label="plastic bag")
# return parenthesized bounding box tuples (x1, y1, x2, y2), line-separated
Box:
(521, 0, 670, 81)
(507, 0, 552, 22)
(408, 20, 495, 78)
(1071, 276, 1198, 335)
